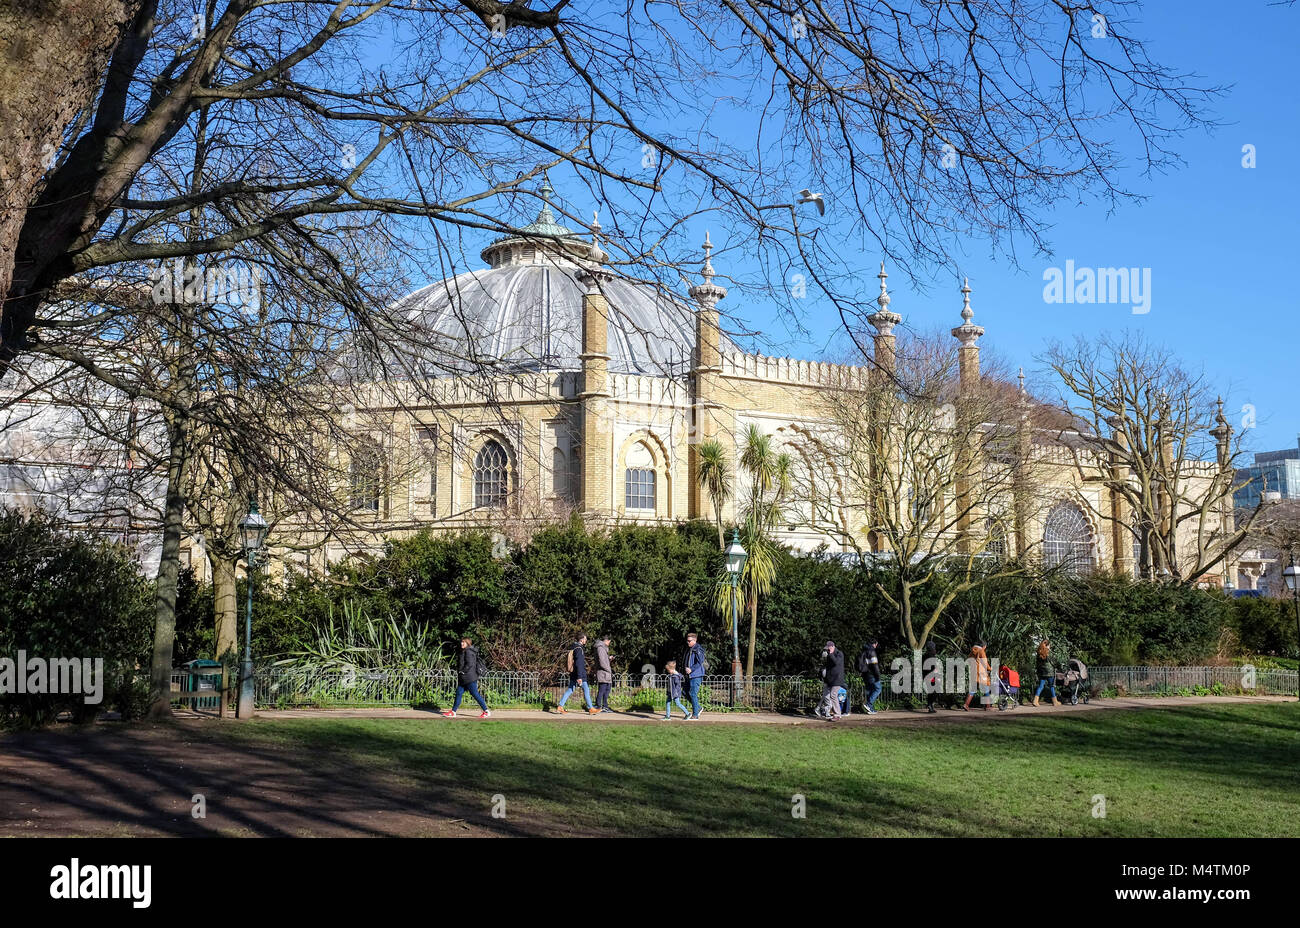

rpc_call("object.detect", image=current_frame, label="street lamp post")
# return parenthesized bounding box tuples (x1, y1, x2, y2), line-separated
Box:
(724, 529, 747, 701)
(1284, 557, 1300, 704)
(237, 498, 269, 719)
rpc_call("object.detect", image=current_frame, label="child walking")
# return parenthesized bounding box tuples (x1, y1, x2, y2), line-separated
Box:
(660, 661, 690, 720)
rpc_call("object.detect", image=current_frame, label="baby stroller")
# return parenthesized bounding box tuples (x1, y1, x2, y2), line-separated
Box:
(1056, 658, 1090, 705)
(996, 665, 1020, 710)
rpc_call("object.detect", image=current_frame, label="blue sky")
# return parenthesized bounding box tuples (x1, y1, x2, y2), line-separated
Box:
(714, 1, 1299, 456)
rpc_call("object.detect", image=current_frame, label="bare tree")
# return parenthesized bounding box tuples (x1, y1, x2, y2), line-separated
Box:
(1044, 332, 1261, 584)
(3, 0, 1220, 380)
(812, 333, 1043, 651)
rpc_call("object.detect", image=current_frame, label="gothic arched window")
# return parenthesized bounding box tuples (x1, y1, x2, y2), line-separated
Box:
(473, 440, 509, 509)
(1043, 502, 1094, 574)
(350, 443, 384, 512)
(624, 441, 656, 511)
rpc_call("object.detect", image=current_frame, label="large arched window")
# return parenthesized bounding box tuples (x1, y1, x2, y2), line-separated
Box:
(1043, 502, 1094, 574)
(473, 439, 509, 509)
(350, 443, 384, 512)
(624, 441, 656, 511)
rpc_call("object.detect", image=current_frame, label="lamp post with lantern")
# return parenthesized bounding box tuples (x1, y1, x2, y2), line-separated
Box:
(237, 498, 268, 719)
(723, 529, 748, 701)
(1284, 556, 1300, 704)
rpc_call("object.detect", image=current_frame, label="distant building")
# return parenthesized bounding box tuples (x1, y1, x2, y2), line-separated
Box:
(1234, 435, 1300, 509)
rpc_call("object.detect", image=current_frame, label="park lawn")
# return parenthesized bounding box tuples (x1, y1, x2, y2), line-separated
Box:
(210, 702, 1300, 837)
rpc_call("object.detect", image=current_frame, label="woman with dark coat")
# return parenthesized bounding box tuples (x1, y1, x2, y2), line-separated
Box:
(1033, 639, 1060, 707)
(441, 637, 490, 718)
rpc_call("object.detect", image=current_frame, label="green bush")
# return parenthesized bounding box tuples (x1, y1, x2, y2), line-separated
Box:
(0, 508, 154, 728)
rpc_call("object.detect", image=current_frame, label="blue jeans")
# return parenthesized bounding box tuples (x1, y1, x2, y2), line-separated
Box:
(665, 696, 689, 718)
(864, 677, 882, 710)
(560, 680, 593, 709)
(686, 675, 703, 717)
(453, 681, 488, 712)
(1035, 679, 1057, 698)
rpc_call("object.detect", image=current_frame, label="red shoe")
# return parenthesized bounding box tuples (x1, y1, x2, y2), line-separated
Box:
(441, 710, 456, 718)
(478, 710, 491, 719)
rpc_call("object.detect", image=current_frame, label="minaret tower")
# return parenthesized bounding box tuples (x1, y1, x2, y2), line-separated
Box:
(950, 278, 984, 393)
(689, 232, 728, 522)
(576, 212, 612, 517)
(865, 263, 901, 381)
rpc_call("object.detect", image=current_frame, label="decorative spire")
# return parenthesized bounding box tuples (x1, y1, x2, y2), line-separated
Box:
(688, 229, 726, 309)
(1018, 367, 1026, 397)
(866, 261, 901, 336)
(535, 174, 557, 226)
(587, 208, 607, 266)
(1210, 395, 1232, 442)
(951, 277, 984, 347)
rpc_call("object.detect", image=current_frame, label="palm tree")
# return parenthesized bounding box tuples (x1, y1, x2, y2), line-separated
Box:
(714, 424, 791, 677)
(696, 439, 732, 551)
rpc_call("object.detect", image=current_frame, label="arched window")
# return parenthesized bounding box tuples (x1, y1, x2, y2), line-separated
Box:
(350, 443, 384, 512)
(473, 439, 509, 509)
(624, 441, 656, 511)
(986, 519, 1007, 558)
(1043, 502, 1094, 574)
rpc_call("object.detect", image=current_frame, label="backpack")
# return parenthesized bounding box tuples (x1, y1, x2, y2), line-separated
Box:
(856, 647, 871, 673)
(565, 649, 575, 674)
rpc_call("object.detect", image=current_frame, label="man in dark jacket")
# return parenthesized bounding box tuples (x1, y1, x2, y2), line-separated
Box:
(858, 637, 882, 714)
(557, 634, 599, 714)
(682, 632, 707, 719)
(818, 641, 845, 720)
(441, 637, 490, 718)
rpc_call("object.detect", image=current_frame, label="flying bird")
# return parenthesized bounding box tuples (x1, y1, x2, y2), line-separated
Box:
(797, 189, 825, 216)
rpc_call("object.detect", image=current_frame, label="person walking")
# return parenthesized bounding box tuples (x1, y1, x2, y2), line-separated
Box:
(857, 636, 882, 714)
(818, 641, 845, 720)
(922, 638, 940, 713)
(682, 632, 707, 720)
(1033, 639, 1061, 707)
(557, 634, 600, 714)
(594, 633, 614, 713)
(962, 641, 993, 711)
(442, 636, 490, 718)
(660, 660, 690, 720)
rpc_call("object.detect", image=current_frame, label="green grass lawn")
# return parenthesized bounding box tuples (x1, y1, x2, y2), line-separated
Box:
(205, 702, 1300, 837)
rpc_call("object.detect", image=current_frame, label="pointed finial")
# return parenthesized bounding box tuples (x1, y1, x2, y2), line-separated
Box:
(688, 229, 726, 307)
(1018, 367, 1026, 396)
(701, 230, 716, 285)
(877, 262, 890, 310)
(539, 173, 554, 202)
(591, 209, 601, 239)
(960, 277, 974, 324)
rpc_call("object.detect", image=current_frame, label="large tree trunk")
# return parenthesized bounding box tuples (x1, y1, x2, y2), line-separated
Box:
(147, 414, 188, 717)
(212, 555, 239, 664)
(0, 1, 140, 370)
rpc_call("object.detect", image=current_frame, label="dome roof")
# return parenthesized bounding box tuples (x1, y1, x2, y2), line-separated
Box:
(393, 182, 728, 377)
(397, 263, 700, 377)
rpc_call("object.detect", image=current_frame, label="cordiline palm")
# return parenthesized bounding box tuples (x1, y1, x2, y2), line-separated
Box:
(713, 425, 790, 678)
(696, 439, 732, 551)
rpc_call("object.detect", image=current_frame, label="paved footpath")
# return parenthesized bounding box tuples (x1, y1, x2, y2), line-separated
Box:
(245, 694, 1293, 726)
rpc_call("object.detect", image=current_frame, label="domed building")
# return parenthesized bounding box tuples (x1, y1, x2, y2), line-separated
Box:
(0, 181, 1243, 589)
(288, 180, 1239, 588)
